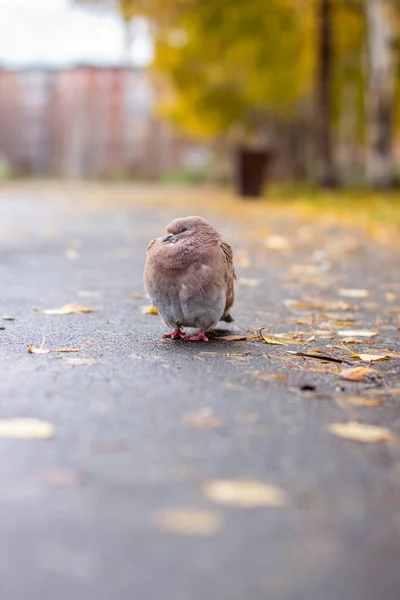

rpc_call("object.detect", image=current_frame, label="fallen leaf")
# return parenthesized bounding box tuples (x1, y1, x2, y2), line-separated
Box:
(338, 330, 378, 338)
(371, 388, 400, 397)
(202, 479, 287, 507)
(337, 396, 383, 407)
(35, 467, 85, 486)
(328, 421, 393, 443)
(39, 303, 95, 315)
(352, 353, 391, 362)
(182, 408, 220, 429)
(264, 235, 291, 251)
(385, 292, 396, 302)
(235, 250, 252, 268)
(2, 315, 15, 321)
(152, 509, 222, 536)
(77, 290, 101, 298)
(64, 249, 79, 260)
(235, 412, 259, 422)
(340, 367, 376, 382)
(237, 277, 260, 287)
(340, 337, 365, 344)
(250, 372, 286, 381)
(140, 305, 159, 314)
(28, 345, 50, 355)
(284, 299, 352, 311)
(62, 358, 98, 366)
(338, 289, 370, 298)
(51, 347, 89, 353)
(0, 418, 55, 439)
(260, 335, 288, 346)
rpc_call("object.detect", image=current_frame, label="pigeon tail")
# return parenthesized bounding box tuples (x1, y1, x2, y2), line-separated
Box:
(221, 313, 234, 323)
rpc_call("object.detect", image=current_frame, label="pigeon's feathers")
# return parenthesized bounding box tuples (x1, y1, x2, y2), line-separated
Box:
(144, 216, 235, 334)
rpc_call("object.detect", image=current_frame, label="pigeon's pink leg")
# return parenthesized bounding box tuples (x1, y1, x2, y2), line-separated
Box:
(163, 329, 186, 339)
(187, 331, 209, 342)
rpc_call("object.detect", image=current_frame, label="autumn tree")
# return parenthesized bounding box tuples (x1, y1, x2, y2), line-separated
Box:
(365, 0, 399, 188)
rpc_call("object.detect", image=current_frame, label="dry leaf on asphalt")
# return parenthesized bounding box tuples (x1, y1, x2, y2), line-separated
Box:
(28, 345, 50, 355)
(351, 353, 391, 362)
(152, 509, 222, 536)
(35, 467, 85, 486)
(2, 316, 15, 321)
(140, 305, 159, 314)
(337, 330, 378, 338)
(237, 277, 260, 287)
(182, 408, 220, 429)
(250, 372, 286, 381)
(284, 299, 352, 311)
(340, 367, 376, 381)
(338, 289, 370, 298)
(260, 335, 288, 346)
(264, 235, 291, 251)
(328, 421, 393, 443)
(77, 290, 101, 298)
(337, 396, 383, 407)
(235, 250, 251, 268)
(203, 480, 287, 507)
(371, 388, 400, 397)
(0, 418, 55, 439)
(38, 303, 95, 315)
(28, 342, 92, 354)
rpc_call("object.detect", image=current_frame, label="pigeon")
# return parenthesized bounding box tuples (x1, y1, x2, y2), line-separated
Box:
(144, 216, 236, 341)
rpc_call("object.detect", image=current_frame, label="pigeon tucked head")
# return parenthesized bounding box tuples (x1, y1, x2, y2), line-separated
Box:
(162, 216, 219, 244)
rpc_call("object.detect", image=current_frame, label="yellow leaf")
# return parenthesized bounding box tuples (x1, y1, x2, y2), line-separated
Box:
(337, 396, 383, 407)
(352, 353, 391, 362)
(340, 367, 375, 381)
(152, 509, 222, 536)
(28, 345, 50, 355)
(337, 330, 378, 338)
(40, 303, 95, 315)
(338, 289, 370, 298)
(328, 421, 393, 443)
(140, 305, 159, 314)
(182, 408, 220, 429)
(35, 467, 85, 486)
(0, 418, 55, 439)
(237, 277, 260, 287)
(77, 291, 101, 298)
(202, 479, 287, 507)
(235, 250, 251, 268)
(2, 315, 15, 321)
(371, 388, 400, 397)
(264, 235, 291, 251)
(251, 372, 286, 381)
(260, 336, 288, 346)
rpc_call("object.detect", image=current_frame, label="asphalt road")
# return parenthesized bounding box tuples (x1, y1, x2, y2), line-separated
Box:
(0, 183, 399, 600)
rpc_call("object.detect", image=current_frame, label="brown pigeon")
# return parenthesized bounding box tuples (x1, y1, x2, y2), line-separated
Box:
(144, 216, 236, 341)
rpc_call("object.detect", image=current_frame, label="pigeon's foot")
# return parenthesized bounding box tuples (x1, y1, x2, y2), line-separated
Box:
(187, 331, 209, 342)
(163, 329, 186, 340)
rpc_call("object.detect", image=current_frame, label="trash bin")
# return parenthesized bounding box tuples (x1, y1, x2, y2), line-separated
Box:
(235, 147, 272, 198)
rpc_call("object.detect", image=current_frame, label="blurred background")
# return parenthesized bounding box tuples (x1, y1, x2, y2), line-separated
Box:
(0, 0, 400, 196)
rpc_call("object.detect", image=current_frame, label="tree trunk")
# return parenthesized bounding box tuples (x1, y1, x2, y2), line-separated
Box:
(317, 0, 337, 187)
(365, 0, 398, 188)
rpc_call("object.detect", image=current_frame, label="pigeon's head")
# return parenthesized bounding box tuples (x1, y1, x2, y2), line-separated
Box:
(162, 216, 217, 244)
